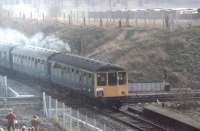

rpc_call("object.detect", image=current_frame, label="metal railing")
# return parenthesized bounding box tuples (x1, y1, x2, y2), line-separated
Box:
(128, 81, 169, 93)
(42, 92, 128, 131)
(0, 75, 8, 97)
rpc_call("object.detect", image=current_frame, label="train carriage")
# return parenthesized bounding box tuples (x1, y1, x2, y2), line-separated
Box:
(0, 43, 16, 69)
(49, 53, 128, 98)
(0, 44, 128, 100)
(11, 46, 57, 80)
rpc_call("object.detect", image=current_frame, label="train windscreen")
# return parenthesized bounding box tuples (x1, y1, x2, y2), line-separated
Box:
(118, 72, 126, 85)
(97, 73, 107, 86)
(108, 72, 117, 86)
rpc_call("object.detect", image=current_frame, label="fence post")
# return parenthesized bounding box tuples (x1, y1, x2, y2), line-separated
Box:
(94, 118, 97, 131)
(48, 96, 52, 117)
(69, 107, 72, 131)
(4, 76, 8, 97)
(62, 103, 66, 128)
(68, 15, 71, 24)
(0, 76, 3, 97)
(77, 110, 80, 131)
(42, 92, 48, 117)
(55, 99, 58, 119)
(85, 114, 88, 131)
(103, 123, 106, 131)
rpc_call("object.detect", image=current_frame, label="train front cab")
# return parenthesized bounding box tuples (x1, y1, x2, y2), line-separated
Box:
(94, 71, 128, 98)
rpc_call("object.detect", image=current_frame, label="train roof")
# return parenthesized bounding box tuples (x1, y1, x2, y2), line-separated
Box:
(11, 46, 57, 60)
(49, 53, 125, 72)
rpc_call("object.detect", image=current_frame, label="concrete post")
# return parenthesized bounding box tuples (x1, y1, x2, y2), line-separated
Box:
(48, 96, 52, 117)
(55, 99, 58, 118)
(77, 110, 80, 131)
(62, 103, 66, 128)
(103, 123, 106, 131)
(69, 108, 72, 131)
(4, 76, 7, 97)
(94, 119, 97, 131)
(85, 114, 88, 131)
(42, 92, 48, 117)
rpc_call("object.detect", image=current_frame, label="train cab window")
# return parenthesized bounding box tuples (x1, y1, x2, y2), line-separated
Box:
(97, 73, 107, 86)
(108, 72, 117, 86)
(118, 72, 127, 85)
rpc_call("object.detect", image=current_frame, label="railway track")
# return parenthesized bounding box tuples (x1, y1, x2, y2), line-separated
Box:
(120, 94, 200, 104)
(94, 106, 167, 131)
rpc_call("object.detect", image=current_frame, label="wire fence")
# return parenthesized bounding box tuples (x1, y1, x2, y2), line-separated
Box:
(42, 92, 131, 131)
(2, 8, 200, 29)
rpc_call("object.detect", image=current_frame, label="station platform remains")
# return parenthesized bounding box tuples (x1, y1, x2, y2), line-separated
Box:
(144, 105, 200, 131)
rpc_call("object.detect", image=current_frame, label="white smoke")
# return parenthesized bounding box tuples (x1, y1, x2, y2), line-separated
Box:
(0, 28, 71, 52)
(0, 28, 28, 45)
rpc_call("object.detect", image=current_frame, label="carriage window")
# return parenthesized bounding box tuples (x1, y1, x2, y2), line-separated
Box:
(61, 70, 64, 76)
(118, 72, 127, 85)
(108, 72, 117, 86)
(88, 73, 91, 78)
(97, 73, 107, 86)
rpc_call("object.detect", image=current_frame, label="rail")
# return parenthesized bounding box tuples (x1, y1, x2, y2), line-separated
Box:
(94, 106, 167, 131)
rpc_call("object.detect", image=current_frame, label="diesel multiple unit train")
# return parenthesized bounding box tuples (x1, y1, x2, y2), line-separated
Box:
(0, 44, 128, 100)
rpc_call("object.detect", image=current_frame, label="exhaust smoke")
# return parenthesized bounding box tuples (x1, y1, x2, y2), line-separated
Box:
(0, 28, 71, 52)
